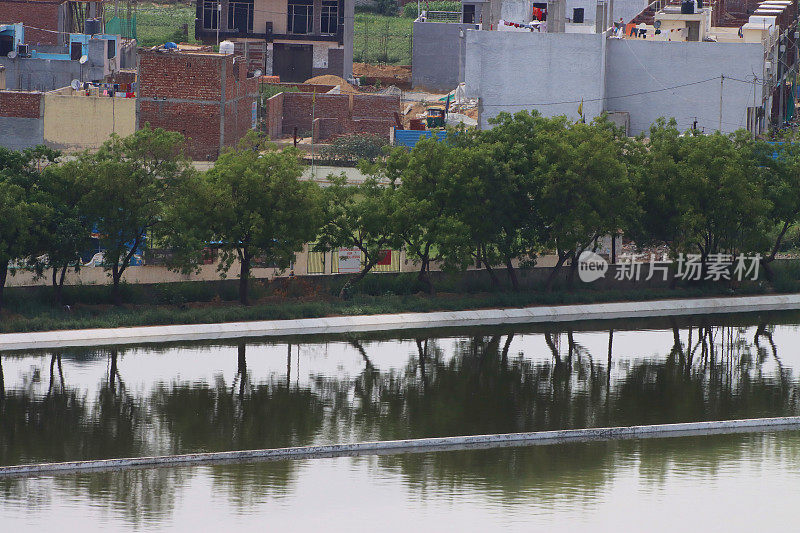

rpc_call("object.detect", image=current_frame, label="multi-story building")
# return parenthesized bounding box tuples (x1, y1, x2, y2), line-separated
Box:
(194, 0, 353, 82)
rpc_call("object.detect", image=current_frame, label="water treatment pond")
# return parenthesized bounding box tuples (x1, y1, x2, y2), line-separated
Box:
(2, 312, 800, 529)
(2, 312, 800, 466)
(2, 432, 799, 531)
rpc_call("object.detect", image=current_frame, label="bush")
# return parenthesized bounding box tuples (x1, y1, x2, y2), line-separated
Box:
(321, 133, 388, 164)
(403, 1, 461, 18)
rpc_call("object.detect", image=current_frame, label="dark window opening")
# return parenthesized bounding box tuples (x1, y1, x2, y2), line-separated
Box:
(107, 39, 116, 59)
(463, 4, 476, 24)
(321, 0, 339, 35)
(202, 0, 219, 30)
(228, 0, 254, 33)
(572, 8, 584, 23)
(288, 0, 314, 35)
(0, 36, 13, 57)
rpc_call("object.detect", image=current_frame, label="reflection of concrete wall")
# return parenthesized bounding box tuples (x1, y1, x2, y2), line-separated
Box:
(605, 40, 763, 134)
(43, 88, 136, 151)
(465, 30, 605, 127)
(412, 21, 479, 93)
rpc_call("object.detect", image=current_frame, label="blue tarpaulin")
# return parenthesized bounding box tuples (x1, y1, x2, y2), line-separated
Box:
(393, 129, 447, 148)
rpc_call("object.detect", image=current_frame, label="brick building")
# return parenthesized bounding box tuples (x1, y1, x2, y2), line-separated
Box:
(0, 0, 104, 46)
(264, 90, 400, 141)
(137, 48, 260, 160)
(0, 90, 44, 149)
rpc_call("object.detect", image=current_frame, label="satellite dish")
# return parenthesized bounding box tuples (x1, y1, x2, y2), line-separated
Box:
(654, 19, 662, 29)
(79, 55, 88, 64)
(7, 51, 17, 59)
(71, 79, 81, 90)
(253, 69, 263, 78)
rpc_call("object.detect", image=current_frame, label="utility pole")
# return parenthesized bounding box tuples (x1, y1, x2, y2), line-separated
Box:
(216, 2, 221, 47)
(719, 74, 724, 132)
(753, 74, 757, 138)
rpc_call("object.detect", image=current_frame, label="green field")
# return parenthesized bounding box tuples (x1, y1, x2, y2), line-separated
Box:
(131, 3, 413, 64)
(134, 2, 199, 47)
(354, 13, 413, 65)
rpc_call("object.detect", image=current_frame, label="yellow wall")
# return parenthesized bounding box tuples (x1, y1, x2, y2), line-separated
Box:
(254, 0, 288, 35)
(43, 88, 136, 152)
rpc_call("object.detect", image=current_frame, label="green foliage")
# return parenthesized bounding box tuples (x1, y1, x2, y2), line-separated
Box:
(354, 13, 413, 65)
(321, 133, 388, 164)
(316, 174, 396, 297)
(77, 125, 192, 304)
(181, 132, 322, 305)
(402, 1, 461, 17)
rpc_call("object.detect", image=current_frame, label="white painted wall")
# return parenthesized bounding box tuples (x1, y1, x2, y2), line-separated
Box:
(465, 30, 605, 127)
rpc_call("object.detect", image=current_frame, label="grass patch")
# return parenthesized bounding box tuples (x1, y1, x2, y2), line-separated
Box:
(134, 2, 199, 47)
(354, 14, 413, 65)
(0, 268, 785, 334)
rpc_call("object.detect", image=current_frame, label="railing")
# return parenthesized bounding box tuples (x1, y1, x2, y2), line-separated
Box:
(423, 11, 462, 23)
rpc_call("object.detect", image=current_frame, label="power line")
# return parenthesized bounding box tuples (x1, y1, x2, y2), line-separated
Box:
(481, 76, 725, 107)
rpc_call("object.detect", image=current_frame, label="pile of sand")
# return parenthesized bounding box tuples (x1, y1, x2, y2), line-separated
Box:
(304, 75, 359, 94)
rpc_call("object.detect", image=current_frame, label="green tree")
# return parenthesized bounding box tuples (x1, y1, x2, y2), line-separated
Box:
(77, 126, 192, 305)
(31, 161, 92, 305)
(382, 138, 470, 293)
(0, 146, 55, 312)
(758, 137, 800, 271)
(317, 174, 396, 298)
(199, 134, 321, 305)
(536, 117, 632, 287)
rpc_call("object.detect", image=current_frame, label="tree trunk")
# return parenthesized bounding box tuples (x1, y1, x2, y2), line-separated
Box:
(52, 266, 68, 306)
(480, 244, 500, 287)
(0, 260, 7, 313)
(505, 256, 520, 291)
(109, 350, 118, 393)
(339, 254, 379, 298)
(238, 342, 247, 398)
(417, 257, 435, 295)
(768, 220, 792, 263)
(239, 250, 251, 305)
(545, 251, 570, 291)
(111, 264, 123, 306)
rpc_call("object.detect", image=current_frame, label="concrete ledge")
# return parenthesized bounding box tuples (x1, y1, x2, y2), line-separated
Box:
(2, 417, 799, 477)
(2, 294, 800, 351)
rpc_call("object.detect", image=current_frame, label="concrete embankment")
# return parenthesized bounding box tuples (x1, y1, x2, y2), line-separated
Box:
(1, 294, 799, 352)
(2, 417, 799, 477)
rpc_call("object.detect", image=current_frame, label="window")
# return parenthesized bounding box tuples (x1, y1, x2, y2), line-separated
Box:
(202, 1, 219, 30)
(228, 0, 254, 33)
(288, 0, 314, 35)
(463, 4, 476, 24)
(321, 0, 339, 35)
(572, 8, 584, 23)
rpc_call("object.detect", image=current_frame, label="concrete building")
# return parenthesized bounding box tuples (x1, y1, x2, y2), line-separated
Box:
(0, 22, 130, 91)
(194, 0, 354, 82)
(0, 89, 44, 150)
(412, 0, 648, 92)
(416, 0, 795, 135)
(137, 48, 260, 160)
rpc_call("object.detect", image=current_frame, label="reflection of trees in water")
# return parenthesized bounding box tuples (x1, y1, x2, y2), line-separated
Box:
(0, 322, 798, 520)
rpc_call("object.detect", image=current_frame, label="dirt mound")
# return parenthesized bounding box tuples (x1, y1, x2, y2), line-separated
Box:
(304, 75, 359, 93)
(353, 63, 411, 79)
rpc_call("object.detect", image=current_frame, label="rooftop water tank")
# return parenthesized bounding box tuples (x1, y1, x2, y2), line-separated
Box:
(219, 40, 235, 55)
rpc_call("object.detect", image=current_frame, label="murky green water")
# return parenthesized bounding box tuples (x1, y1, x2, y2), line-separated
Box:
(2, 312, 800, 530)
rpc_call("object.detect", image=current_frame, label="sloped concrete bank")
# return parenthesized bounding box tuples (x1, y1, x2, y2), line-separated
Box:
(2, 417, 799, 477)
(1, 294, 800, 352)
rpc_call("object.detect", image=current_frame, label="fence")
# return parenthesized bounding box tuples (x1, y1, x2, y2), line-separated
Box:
(308, 249, 402, 274)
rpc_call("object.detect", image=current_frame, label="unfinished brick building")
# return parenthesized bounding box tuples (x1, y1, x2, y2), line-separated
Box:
(264, 91, 400, 142)
(0, 0, 104, 46)
(137, 48, 259, 160)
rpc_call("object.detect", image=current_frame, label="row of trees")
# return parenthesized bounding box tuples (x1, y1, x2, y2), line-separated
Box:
(2, 114, 800, 311)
